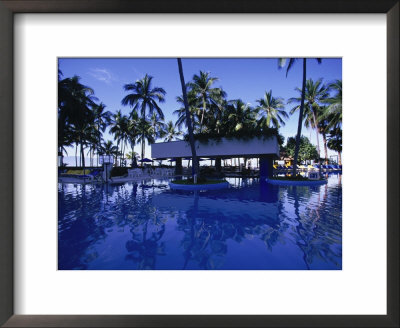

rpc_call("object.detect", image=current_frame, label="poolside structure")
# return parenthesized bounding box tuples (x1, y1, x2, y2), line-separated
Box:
(151, 137, 280, 177)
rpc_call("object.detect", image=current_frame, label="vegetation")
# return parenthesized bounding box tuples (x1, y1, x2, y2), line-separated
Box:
(284, 136, 319, 163)
(164, 120, 182, 142)
(256, 90, 288, 129)
(288, 78, 329, 163)
(177, 58, 199, 176)
(278, 58, 322, 176)
(121, 74, 166, 166)
(58, 60, 342, 175)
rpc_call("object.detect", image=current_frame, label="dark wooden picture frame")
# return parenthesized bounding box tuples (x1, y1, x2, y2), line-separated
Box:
(0, 1, 398, 327)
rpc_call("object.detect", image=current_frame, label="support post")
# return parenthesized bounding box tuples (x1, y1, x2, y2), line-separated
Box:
(215, 158, 222, 172)
(259, 155, 274, 178)
(175, 157, 182, 175)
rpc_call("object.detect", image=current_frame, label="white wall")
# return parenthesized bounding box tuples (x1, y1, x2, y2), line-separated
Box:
(151, 137, 279, 159)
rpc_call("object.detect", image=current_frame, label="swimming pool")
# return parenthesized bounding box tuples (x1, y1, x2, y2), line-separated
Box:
(58, 174, 342, 270)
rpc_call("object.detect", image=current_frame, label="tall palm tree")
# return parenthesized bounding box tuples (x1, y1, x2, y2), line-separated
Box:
(177, 58, 199, 177)
(256, 90, 288, 129)
(323, 79, 342, 129)
(126, 151, 139, 167)
(164, 121, 182, 142)
(188, 71, 221, 132)
(136, 118, 155, 162)
(288, 78, 329, 161)
(279, 58, 321, 175)
(121, 74, 166, 165)
(327, 127, 342, 165)
(109, 110, 129, 165)
(58, 75, 97, 169)
(58, 123, 74, 166)
(149, 112, 167, 141)
(225, 99, 256, 133)
(174, 90, 201, 131)
(316, 109, 330, 165)
(127, 111, 139, 164)
(74, 115, 95, 168)
(101, 140, 119, 165)
(92, 102, 111, 165)
(84, 123, 99, 166)
(209, 90, 228, 134)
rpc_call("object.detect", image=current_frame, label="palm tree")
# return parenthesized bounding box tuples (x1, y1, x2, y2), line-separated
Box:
(84, 123, 99, 166)
(256, 90, 288, 129)
(224, 99, 257, 133)
(73, 102, 97, 169)
(323, 79, 342, 129)
(100, 140, 119, 165)
(149, 112, 167, 141)
(327, 127, 342, 165)
(177, 58, 199, 177)
(121, 74, 166, 165)
(58, 123, 74, 166)
(316, 109, 330, 165)
(279, 58, 321, 176)
(127, 111, 139, 164)
(188, 71, 221, 132)
(174, 89, 201, 131)
(164, 121, 182, 142)
(58, 75, 97, 169)
(209, 90, 228, 134)
(136, 118, 155, 162)
(288, 78, 329, 162)
(109, 110, 129, 165)
(126, 151, 139, 167)
(92, 102, 111, 165)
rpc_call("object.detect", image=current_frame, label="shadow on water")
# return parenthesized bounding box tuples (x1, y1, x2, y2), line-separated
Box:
(58, 175, 342, 270)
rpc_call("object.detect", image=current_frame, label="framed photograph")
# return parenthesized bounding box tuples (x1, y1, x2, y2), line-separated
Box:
(0, 0, 398, 327)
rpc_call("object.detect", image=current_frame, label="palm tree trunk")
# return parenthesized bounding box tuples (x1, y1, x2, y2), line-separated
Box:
(200, 95, 206, 133)
(121, 141, 124, 166)
(312, 112, 322, 175)
(131, 142, 135, 167)
(177, 58, 199, 177)
(322, 132, 328, 164)
(141, 136, 145, 167)
(98, 124, 101, 167)
(75, 143, 78, 167)
(80, 135, 85, 170)
(117, 141, 120, 166)
(312, 112, 321, 158)
(292, 58, 307, 176)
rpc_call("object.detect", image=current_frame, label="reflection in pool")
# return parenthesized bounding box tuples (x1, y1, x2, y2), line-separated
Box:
(58, 174, 342, 270)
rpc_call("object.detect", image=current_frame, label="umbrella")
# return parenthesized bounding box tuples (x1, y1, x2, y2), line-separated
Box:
(139, 158, 153, 163)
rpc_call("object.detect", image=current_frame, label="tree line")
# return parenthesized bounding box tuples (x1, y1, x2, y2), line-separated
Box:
(58, 60, 342, 173)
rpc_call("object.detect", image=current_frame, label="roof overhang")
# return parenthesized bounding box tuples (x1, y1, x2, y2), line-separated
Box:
(151, 137, 280, 160)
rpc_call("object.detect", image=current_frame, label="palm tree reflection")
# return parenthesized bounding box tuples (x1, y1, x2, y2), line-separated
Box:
(287, 181, 342, 269)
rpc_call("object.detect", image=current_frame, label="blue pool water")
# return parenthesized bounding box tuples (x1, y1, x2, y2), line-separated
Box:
(58, 174, 342, 270)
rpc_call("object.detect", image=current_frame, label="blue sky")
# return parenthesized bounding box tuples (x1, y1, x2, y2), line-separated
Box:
(59, 57, 342, 160)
